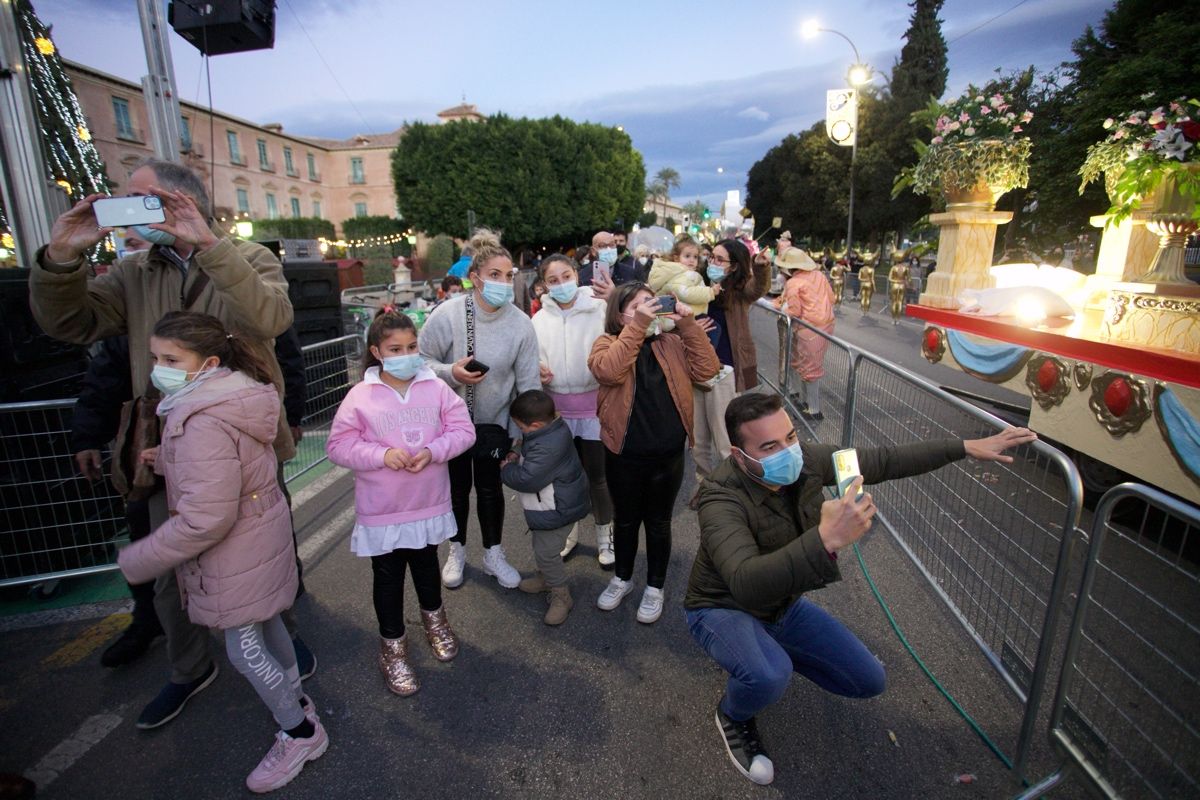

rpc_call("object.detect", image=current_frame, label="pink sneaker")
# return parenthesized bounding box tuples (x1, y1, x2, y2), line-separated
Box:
(245, 721, 329, 793)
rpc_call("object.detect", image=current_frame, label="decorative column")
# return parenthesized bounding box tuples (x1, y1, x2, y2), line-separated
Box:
(918, 208, 1012, 309)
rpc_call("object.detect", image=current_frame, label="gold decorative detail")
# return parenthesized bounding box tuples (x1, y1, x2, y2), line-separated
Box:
(1105, 292, 1128, 325)
(34, 36, 55, 55)
(888, 263, 910, 323)
(1072, 362, 1093, 391)
(1102, 289, 1200, 354)
(55, 179, 71, 196)
(76, 125, 91, 142)
(1026, 355, 1071, 411)
(830, 264, 845, 304)
(921, 327, 945, 364)
(858, 264, 875, 313)
(1088, 372, 1151, 437)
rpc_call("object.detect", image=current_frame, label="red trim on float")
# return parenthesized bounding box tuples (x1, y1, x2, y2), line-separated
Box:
(906, 305, 1200, 389)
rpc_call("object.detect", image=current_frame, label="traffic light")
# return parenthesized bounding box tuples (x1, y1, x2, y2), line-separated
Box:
(702, 209, 711, 220)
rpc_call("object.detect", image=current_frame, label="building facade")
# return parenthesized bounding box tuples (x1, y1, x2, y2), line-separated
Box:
(66, 60, 410, 235)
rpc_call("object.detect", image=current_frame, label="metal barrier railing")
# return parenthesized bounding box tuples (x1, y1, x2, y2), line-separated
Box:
(0, 399, 126, 588)
(284, 334, 363, 485)
(0, 334, 363, 589)
(1016, 483, 1200, 800)
(750, 299, 1085, 780)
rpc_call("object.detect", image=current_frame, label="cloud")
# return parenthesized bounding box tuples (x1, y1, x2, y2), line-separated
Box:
(736, 106, 770, 122)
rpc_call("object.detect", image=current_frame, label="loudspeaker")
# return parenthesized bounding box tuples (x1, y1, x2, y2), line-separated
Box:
(168, 0, 275, 56)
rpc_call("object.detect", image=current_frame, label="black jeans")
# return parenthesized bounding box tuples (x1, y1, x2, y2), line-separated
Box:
(448, 447, 506, 548)
(606, 449, 685, 589)
(124, 498, 161, 632)
(370, 544, 443, 639)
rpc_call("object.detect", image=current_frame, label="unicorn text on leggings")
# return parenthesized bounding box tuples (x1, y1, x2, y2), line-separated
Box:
(239, 624, 285, 690)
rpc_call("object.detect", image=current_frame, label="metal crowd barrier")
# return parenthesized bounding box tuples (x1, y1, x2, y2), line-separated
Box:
(283, 334, 363, 485)
(1016, 483, 1200, 799)
(0, 399, 126, 588)
(750, 299, 1085, 780)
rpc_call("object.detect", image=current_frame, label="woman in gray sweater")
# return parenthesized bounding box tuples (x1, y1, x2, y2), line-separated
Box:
(418, 229, 541, 590)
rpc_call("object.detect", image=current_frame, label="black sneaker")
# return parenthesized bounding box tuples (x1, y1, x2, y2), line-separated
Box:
(293, 636, 317, 681)
(801, 409, 825, 422)
(715, 707, 774, 785)
(100, 623, 163, 668)
(136, 662, 219, 730)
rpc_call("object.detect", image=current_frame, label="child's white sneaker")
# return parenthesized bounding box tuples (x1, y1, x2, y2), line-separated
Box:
(559, 523, 579, 558)
(245, 721, 329, 793)
(483, 544, 520, 589)
(596, 523, 615, 569)
(597, 576, 634, 611)
(636, 586, 665, 624)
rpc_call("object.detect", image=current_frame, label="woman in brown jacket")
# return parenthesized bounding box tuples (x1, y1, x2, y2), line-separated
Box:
(712, 238, 771, 393)
(587, 282, 720, 624)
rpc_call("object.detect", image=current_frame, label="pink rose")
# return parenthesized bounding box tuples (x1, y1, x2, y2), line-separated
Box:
(959, 111, 970, 123)
(980, 105, 992, 115)
(1012, 125, 1022, 133)
(1021, 110, 1034, 123)
(931, 135, 944, 144)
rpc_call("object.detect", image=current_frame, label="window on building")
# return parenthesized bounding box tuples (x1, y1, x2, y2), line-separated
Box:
(112, 97, 134, 139)
(180, 116, 192, 151)
(290, 197, 301, 217)
(312, 200, 322, 218)
(266, 193, 279, 219)
(354, 201, 368, 217)
(227, 131, 242, 164)
(257, 138, 270, 170)
(236, 188, 250, 214)
(283, 146, 295, 175)
(307, 152, 318, 180)
(350, 157, 365, 184)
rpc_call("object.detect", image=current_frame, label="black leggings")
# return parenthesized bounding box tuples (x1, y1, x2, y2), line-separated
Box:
(370, 544, 443, 639)
(606, 449, 685, 589)
(448, 447, 506, 548)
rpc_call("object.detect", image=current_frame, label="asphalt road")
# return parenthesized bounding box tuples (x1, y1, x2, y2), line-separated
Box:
(0, 309, 1093, 800)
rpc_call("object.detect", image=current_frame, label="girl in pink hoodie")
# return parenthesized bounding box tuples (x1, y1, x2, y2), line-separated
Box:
(118, 311, 327, 794)
(327, 308, 475, 697)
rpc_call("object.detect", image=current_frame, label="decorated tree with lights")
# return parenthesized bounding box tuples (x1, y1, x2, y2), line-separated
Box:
(0, 0, 110, 258)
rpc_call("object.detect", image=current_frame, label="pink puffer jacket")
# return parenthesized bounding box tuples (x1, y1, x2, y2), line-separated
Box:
(119, 370, 297, 629)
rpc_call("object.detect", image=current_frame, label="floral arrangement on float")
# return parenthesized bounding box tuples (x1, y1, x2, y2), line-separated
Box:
(1080, 95, 1200, 284)
(894, 79, 1034, 209)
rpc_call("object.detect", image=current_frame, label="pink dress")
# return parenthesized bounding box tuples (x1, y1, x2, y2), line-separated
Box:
(777, 271, 836, 381)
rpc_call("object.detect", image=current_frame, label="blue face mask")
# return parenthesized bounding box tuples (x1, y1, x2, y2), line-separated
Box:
(150, 364, 190, 394)
(706, 266, 727, 283)
(597, 247, 618, 266)
(548, 281, 578, 304)
(381, 354, 422, 381)
(130, 223, 176, 247)
(480, 280, 514, 308)
(740, 442, 804, 486)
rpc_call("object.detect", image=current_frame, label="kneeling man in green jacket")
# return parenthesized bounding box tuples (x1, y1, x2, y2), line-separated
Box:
(683, 392, 1035, 785)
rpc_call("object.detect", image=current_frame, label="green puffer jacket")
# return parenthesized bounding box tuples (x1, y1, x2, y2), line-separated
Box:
(684, 439, 966, 623)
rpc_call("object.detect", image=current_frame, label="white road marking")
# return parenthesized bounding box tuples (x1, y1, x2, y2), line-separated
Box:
(24, 706, 126, 789)
(290, 465, 349, 508)
(297, 505, 356, 564)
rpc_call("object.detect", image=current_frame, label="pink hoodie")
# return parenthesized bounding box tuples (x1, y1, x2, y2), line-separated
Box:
(326, 367, 475, 526)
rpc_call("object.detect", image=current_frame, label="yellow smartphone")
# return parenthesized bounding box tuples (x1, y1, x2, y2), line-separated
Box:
(833, 448, 864, 498)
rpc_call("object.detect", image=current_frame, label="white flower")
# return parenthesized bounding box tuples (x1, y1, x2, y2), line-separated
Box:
(1153, 125, 1193, 160)
(1102, 117, 1115, 129)
(964, 126, 976, 136)
(1021, 110, 1034, 123)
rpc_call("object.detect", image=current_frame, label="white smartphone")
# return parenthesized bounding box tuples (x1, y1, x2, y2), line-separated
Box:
(93, 195, 165, 228)
(833, 448, 864, 498)
(593, 260, 612, 285)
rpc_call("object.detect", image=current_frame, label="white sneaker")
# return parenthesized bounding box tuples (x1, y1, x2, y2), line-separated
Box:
(559, 523, 579, 559)
(596, 576, 634, 611)
(482, 544, 520, 589)
(636, 586, 665, 624)
(442, 542, 465, 588)
(596, 523, 615, 569)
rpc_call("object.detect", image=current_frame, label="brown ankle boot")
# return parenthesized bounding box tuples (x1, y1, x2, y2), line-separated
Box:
(379, 635, 419, 696)
(518, 571, 548, 594)
(420, 606, 459, 662)
(545, 585, 574, 626)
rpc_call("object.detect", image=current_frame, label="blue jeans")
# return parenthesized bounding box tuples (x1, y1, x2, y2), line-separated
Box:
(685, 597, 886, 721)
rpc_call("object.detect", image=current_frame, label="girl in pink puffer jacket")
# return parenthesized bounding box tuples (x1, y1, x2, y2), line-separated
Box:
(118, 311, 327, 794)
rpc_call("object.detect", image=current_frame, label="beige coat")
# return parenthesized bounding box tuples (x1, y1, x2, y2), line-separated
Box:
(30, 232, 296, 461)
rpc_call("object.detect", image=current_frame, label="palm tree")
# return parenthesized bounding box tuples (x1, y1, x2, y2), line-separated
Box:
(649, 167, 681, 225)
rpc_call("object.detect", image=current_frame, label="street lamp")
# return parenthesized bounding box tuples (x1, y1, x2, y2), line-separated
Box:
(802, 19, 871, 255)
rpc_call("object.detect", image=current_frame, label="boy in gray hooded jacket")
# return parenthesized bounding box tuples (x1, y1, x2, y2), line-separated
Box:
(501, 390, 591, 625)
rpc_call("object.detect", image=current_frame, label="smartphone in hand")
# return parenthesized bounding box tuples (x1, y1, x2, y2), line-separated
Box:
(594, 261, 612, 285)
(464, 358, 490, 375)
(833, 448, 864, 498)
(655, 295, 677, 315)
(93, 196, 165, 228)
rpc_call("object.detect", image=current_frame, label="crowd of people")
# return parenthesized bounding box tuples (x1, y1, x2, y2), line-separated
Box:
(27, 160, 1035, 791)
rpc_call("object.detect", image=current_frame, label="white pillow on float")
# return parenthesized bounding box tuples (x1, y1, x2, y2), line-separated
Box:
(958, 286, 1075, 323)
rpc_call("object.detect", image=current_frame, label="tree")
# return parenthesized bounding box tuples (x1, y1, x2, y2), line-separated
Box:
(341, 215, 405, 239)
(251, 217, 335, 240)
(680, 200, 709, 222)
(392, 115, 645, 247)
(654, 167, 681, 196)
(1, 0, 111, 260)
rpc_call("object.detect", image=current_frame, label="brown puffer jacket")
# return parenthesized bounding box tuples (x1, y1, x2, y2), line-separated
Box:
(588, 316, 721, 453)
(118, 371, 297, 629)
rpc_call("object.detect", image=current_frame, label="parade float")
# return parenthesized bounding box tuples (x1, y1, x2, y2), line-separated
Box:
(902, 93, 1200, 503)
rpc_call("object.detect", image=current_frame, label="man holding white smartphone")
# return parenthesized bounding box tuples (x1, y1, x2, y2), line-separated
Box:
(684, 392, 1034, 785)
(28, 158, 314, 731)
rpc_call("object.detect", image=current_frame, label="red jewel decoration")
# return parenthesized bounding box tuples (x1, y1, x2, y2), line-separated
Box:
(924, 329, 940, 353)
(1036, 359, 1060, 393)
(1104, 377, 1133, 418)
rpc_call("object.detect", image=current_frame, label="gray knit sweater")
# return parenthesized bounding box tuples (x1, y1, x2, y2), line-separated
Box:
(418, 293, 541, 438)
